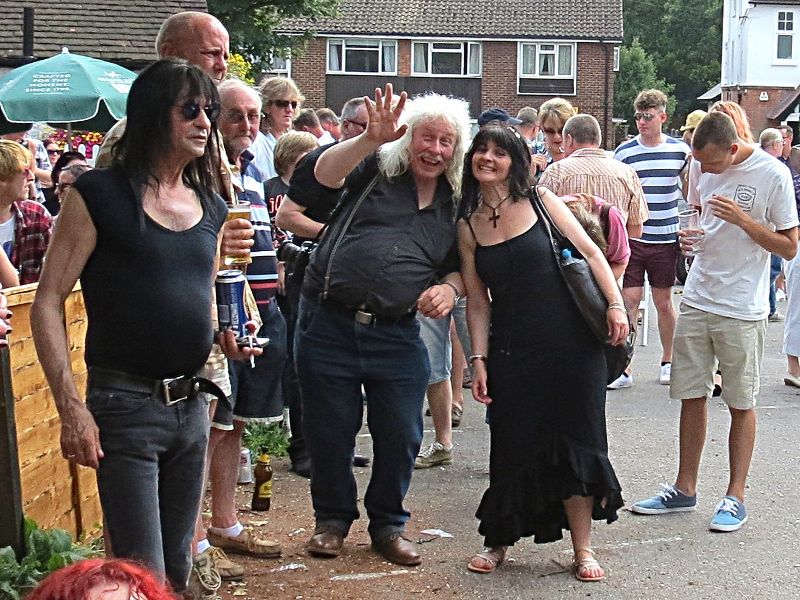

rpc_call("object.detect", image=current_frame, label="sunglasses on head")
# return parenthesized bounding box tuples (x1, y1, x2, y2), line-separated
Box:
(273, 99, 298, 109)
(177, 101, 221, 122)
(634, 112, 659, 122)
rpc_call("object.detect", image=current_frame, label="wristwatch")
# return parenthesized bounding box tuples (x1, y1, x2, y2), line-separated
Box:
(442, 281, 462, 303)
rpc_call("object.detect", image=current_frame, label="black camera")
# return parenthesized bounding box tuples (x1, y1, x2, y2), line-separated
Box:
(278, 239, 317, 285)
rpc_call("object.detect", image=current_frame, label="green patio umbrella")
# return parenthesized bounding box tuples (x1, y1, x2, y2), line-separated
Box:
(0, 47, 135, 134)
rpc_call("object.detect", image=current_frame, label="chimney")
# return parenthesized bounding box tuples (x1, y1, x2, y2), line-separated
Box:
(23, 7, 34, 58)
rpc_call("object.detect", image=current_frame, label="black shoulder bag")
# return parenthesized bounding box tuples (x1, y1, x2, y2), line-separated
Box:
(530, 189, 635, 384)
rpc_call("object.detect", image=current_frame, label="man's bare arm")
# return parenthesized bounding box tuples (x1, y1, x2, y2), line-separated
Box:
(275, 196, 324, 239)
(31, 189, 102, 468)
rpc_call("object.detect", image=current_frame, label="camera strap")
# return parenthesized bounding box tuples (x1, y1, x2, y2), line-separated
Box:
(320, 174, 380, 300)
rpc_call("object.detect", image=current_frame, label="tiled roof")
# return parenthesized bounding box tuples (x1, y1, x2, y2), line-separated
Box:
(0, 1, 208, 67)
(280, 0, 623, 40)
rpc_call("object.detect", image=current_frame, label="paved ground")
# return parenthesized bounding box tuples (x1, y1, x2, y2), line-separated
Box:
(218, 290, 800, 599)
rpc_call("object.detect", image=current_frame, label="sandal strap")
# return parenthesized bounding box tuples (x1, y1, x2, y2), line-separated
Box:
(474, 547, 505, 565)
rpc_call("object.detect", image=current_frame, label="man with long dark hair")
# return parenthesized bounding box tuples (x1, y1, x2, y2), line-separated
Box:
(31, 60, 260, 595)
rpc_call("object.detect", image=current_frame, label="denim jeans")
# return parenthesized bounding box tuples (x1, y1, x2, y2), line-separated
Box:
(770, 254, 783, 315)
(294, 296, 430, 541)
(87, 386, 209, 591)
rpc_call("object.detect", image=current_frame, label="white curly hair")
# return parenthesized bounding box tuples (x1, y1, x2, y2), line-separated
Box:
(378, 93, 472, 198)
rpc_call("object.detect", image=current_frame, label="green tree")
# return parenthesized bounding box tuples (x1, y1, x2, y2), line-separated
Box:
(208, 0, 340, 67)
(622, 0, 723, 119)
(614, 39, 676, 124)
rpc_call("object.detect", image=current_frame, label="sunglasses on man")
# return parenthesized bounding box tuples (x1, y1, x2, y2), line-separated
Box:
(634, 112, 660, 122)
(177, 101, 221, 122)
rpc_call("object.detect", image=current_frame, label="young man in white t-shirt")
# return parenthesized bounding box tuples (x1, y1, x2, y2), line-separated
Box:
(631, 111, 799, 531)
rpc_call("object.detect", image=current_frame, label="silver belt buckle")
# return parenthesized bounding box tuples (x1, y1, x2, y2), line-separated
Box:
(162, 376, 188, 406)
(355, 309, 375, 326)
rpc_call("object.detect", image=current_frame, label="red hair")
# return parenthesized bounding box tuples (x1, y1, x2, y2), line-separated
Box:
(26, 559, 176, 600)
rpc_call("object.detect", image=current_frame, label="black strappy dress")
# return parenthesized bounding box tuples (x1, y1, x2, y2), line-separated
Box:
(468, 215, 624, 546)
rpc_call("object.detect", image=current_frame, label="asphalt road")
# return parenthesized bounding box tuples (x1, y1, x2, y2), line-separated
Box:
(229, 290, 800, 599)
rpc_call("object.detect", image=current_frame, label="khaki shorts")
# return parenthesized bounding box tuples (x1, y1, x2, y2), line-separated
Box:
(670, 303, 766, 410)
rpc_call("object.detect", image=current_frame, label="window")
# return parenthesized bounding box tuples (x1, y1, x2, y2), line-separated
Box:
(777, 11, 795, 61)
(613, 47, 620, 72)
(519, 42, 574, 78)
(268, 55, 290, 75)
(411, 41, 481, 76)
(517, 42, 576, 95)
(327, 38, 397, 74)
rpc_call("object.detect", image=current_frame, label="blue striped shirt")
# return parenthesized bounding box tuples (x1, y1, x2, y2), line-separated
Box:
(613, 135, 690, 243)
(237, 153, 279, 315)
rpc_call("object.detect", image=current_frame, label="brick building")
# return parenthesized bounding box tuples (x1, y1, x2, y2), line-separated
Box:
(278, 0, 623, 149)
(0, 0, 207, 72)
(721, 0, 800, 136)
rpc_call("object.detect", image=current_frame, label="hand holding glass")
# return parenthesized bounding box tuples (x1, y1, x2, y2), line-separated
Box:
(224, 201, 253, 266)
(678, 209, 703, 256)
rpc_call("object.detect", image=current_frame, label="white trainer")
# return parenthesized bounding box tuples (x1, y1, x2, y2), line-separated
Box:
(607, 373, 633, 390)
(659, 363, 671, 385)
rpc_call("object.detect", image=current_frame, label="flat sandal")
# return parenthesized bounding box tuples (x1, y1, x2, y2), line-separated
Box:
(572, 548, 605, 582)
(467, 547, 506, 574)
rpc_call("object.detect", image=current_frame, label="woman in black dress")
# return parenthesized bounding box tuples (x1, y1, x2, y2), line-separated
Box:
(458, 125, 628, 581)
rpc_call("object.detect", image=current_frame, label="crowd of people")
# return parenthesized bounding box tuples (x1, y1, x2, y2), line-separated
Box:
(0, 8, 798, 599)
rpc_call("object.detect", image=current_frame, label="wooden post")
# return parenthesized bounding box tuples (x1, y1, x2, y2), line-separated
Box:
(0, 344, 25, 559)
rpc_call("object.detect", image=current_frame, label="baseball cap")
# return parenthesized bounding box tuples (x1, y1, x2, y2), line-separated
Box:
(478, 107, 522, 127)
(680, 109, 707, 132)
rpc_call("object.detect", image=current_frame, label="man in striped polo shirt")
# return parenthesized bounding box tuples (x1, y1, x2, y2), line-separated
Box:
(195, 78, 286, 576)
(611, 89, 690, 389)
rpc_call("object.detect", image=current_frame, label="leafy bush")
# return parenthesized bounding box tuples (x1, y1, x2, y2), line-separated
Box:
(243, 422, 289, 458)
(0, 519, 97, 599)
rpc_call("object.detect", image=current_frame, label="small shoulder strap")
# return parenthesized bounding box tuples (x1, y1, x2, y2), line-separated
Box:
(599, 202, 611, 242)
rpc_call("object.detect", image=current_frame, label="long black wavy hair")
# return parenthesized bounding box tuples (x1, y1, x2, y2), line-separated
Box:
(112, 59, 222, 203)
(459, 124, 532, 220)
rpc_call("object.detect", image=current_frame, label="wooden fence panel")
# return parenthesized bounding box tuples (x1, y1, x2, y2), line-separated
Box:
(6, 284, 100, 540)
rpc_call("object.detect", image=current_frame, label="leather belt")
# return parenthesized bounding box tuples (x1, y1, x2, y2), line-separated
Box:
(310, 294, 415, 327)
(88, 367, 228, 406)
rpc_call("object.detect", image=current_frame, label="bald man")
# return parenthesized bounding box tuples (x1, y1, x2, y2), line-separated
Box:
(96, 11, 230, 167)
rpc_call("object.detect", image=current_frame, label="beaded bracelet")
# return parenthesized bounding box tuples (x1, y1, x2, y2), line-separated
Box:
(607, 302, 626, 313)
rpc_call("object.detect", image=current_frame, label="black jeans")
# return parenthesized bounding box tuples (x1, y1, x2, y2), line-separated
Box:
(294, 297, 429, 540)
(88, 386, 209, 591)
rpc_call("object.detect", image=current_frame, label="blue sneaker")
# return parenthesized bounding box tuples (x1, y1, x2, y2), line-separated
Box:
(630, 483, 697, 514)
(709, 496, 748, 532)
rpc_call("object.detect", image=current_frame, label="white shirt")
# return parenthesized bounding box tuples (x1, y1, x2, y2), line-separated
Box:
(0, 214, 14, 258)
(250, 131, 278, 180)
(318, 131, 336, 145)
(684, 148, 799, 320)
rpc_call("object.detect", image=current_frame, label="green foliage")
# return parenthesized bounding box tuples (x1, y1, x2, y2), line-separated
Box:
(244, 422, 290, 457)
(622, 0, 723, 120)
(614, 39, 676, 125)
(0, 519, 97, 600)
(227, 54, 256, 86)
(209, 0, 341, 68)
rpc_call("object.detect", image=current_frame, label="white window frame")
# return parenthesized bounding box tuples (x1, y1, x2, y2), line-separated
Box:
(326, 38, 397, 75)
(613, 46, 620, 72)
(775, 10, 796, 64)
(410, 40, 482, 77)
(516, 42, 576, 95)
(268, 54, 291, 76)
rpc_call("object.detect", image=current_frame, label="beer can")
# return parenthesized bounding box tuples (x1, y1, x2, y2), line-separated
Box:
(215, 270, 247, 338)
(238, 448, 253, 484)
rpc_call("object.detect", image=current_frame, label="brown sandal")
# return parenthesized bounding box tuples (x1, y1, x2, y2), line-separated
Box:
(467, 546, 506, 574)
(572, 548, 605, 582)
